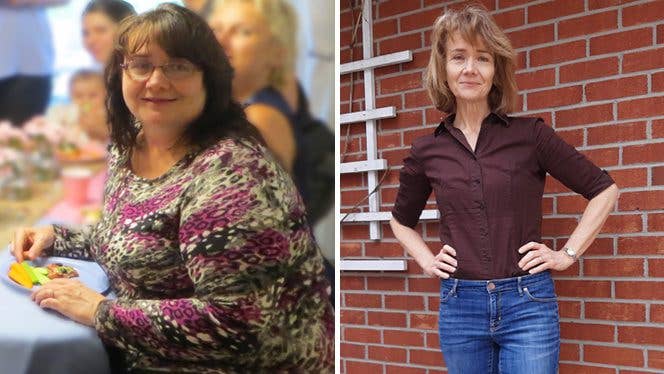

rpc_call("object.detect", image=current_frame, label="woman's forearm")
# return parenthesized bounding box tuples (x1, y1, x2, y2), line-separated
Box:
(561, 183, 619, 257)
(389, 217, 435, 270)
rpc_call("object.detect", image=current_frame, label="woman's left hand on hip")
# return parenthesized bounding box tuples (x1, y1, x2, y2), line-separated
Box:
(31, 278, 106, 327)
(517, 241, 574, 273)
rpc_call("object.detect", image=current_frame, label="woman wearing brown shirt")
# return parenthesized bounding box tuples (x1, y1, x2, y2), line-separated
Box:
(390, 6, 618, 374)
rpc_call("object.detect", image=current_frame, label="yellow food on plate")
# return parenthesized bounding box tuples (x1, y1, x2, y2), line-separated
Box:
(8, 262, 33, 289)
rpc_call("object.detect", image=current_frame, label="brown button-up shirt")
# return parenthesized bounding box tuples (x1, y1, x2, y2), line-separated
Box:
(392, 113, 615, 280)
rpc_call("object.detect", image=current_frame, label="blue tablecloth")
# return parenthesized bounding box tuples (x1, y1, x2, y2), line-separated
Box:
(0, 248, 111, 374)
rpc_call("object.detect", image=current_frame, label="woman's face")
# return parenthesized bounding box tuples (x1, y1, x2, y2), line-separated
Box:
(208, 1, 278, 95)
(82, 11, 118, 64)
(121, 43, 206, 131)
(445, 32, 495, 106)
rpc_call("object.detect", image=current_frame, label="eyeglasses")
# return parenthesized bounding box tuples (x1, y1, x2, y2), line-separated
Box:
(120, 59, 199, 81)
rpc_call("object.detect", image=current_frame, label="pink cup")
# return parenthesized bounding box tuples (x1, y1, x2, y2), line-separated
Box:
(61, 167, 93, 206)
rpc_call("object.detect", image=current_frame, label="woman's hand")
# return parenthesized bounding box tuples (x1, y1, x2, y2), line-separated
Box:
(423, 244, 458, 278)
(518, 241, 574, 273)
(31, 279, 106, 327)
(11, 226, 55, 262)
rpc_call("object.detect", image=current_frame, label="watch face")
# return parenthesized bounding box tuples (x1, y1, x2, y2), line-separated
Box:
(565, 248, 576, 257)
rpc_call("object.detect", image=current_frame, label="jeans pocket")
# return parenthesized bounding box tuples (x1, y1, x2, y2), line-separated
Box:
(523, 286, 557, 302)
(440, 280, 458, 303)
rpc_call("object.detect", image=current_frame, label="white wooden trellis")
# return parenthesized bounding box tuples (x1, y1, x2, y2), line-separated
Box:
(339, 1, 439, 271)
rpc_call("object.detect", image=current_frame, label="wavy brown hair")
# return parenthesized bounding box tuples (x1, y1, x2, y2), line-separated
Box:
(105, 3, 262, 152)
(424, 5, 518, 114)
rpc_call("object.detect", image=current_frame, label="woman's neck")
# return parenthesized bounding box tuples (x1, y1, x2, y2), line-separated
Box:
(453, 101, 491, 133)
(232, 76, 270, 103)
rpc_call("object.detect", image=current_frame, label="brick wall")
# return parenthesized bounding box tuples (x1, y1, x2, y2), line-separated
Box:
(339, 0, 664, 373)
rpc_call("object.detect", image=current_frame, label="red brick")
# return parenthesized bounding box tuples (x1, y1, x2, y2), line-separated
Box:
(560, 322, 615, 342)
(654, 165, 664, 185)
(585, 345, 644, 366)
(377, 132, 402, 149)
(659, 23, 664, 44)
(515, 69, 555, 91)
(368, 311, 407, 327)
(379, 33, 422, 55)
(368, 345, 407, 363)
(374, 18, 398, 40)
(655, 119, 664, 139)
(493, 7, 524, 29)
(404, 90, 431, 109)
(379, 71, 422, 95)
(559, 57, 619, 83)
(556, 103, 614, 127)
(507, 24, 554, 49)
(341, 275, 365, 290)
(528, 86, 582, 110)
(583, 147, 619, 167)
(600, 214, 643, 234)
(544, 176, 571, 194)
(384, 295, 424, 311)
(556, 280, 612, 298)
(585, 258, 643, 277)
(619, 326, 664, 345)
(559, 363, 615, 374)
(386, 365, 426, 374)
(619, 190, 664, 211)
(342, 189, 369, 207)
(403, 127, 435, 146)
(380, 110, 423, 131)
(623, 142, 664, 165)
(541, 217, 578, 236)
(409, 349, 444, 366)
(346, 293, 382, 308)
(557, 128, 584, 147)
(341, 309, 366, 325)
(616, 281, 664, 300)
(610, 168, 647, 188)
(341, 343, 366, 359)
(585, 237, 615, 256)
(367, 277, 406, 292)
(649, 350, 664, 370)
(530, 40, 586, 67)
(586, 75, 648, 102)
(377, 0, 421, 18)
(346, 360, 383, 373)
(527, 0, 584, 23)
(623, 1, 664, 26)
(498, 0, 531, 8)
(560, 343, 580, 361)
(654, 71, 664, 92)
(344, 327, 381, 343)
(556, 195, 588, 214)
(375, 93, 403, 112)
(649, 259, 664, 277)
(400, 8, 443, 33)
(652, 304, 664, 323)
(590, 28, 652, 55)
(623, 47, 664, 73)
(365, 242, 403, 257)
(558, 10, 618, 39)
(648, 213, 664, 231)
(586, 302, 646, 322)
(558, 300, 581, 318)
(408, 276, 439, 294)
(383, 330, 425, 347)
(588, 0, 640, 10)
(618, 236, 664, 255)
(587, 122, 646, 145)
(341, 242, 363, 257)
(542, 196, 554, 214)
(409, 313, 437, 330)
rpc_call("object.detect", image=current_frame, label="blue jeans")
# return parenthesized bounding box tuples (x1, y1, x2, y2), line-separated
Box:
(438, 271, 560, 374)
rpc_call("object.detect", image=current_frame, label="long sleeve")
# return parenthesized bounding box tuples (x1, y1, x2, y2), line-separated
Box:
(93, 142, 332, 371)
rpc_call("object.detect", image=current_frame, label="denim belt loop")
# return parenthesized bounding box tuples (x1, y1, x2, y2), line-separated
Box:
(451, 278, 459, 297)
(517, 276, 524, 296)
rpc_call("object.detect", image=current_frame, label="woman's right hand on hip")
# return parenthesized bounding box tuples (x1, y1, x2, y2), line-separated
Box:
(11, 225, 55, 262)
(424, 244, 458, 278)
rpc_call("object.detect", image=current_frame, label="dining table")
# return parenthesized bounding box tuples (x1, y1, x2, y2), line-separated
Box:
(0, 163, 111, 374)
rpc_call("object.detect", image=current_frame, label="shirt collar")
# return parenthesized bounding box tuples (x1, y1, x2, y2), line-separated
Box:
(434, 112, 510, 137)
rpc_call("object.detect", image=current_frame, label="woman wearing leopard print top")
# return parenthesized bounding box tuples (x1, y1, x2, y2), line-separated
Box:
(10, 4, 333, 372)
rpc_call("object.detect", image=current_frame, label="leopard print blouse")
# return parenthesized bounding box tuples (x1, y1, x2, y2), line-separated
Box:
(49, 138, 334, 373)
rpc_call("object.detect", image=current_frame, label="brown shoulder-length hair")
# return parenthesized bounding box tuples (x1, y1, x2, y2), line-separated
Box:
(424, 5, 518, 114)
(105, 3, 262, 152)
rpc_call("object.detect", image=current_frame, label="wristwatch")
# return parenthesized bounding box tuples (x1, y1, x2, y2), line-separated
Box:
(561, 246, 577, 261)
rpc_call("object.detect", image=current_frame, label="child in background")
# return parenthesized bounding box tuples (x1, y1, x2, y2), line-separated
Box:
(48, 69, 109, 145)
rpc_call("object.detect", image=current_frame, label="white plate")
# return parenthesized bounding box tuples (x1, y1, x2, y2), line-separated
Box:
(0, 256, 110, 294)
